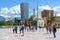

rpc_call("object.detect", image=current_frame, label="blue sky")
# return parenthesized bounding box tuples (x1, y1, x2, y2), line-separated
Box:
(0, 0, 60, 8)
(0, 0, 20, 8)
(0, 0, 60, 18)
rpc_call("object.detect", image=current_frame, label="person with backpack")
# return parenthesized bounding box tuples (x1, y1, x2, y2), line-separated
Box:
(53, 25, 57, 38)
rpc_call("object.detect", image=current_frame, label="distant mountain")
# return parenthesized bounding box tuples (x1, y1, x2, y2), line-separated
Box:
(0, 16, 5, 21)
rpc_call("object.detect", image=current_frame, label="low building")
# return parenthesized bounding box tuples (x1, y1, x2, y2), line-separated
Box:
(56, 16, 60, 27)
(56, 16, 60, 23)
(41, 10, 54, 18)
(37, 18, 44, 27)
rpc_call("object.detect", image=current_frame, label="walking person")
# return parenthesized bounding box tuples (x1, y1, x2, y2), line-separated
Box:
(49, 26, 51, 34)
(26, 25, 29, 31)
(29, 25, 31, 31)
(53, 25, 57, 38)
(13, 26, 17, 34)
(24, 25, 26, 30)
(15, 26, 17, 33)
(46, 25, 49, 34)
(19, 25, 22, 34)
(13, 26, 15, 33)
(31, 26, 34, 32)
(20, 24, 24, 36)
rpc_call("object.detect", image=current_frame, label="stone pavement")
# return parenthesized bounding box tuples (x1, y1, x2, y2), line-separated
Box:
(0, 28, 60, 40)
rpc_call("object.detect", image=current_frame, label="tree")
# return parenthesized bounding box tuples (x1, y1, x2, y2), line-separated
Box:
(28, 16, 33, 25)
(13, 21, 21, 26)
(50, 16, 56, 24)
(28, 16, 33, 21)
(0, 21, 7, 26)
(6, 20, 14, 26)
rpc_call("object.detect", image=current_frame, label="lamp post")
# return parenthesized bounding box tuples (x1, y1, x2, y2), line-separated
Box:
(36, 0, 38, 27)
(15, 13, 17, 25)
(55, 12, 56, 25)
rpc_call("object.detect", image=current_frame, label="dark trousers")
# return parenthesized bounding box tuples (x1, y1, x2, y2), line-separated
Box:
(13, 29, 17, 33)
(13, 29, 14, 33)
(20, 29, 21, 34)
(35, 27, 37, 30)
(53, 32, 56, 38)
(15, 29, 17, 33)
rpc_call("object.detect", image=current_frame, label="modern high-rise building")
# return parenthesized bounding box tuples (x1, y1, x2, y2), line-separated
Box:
(20, 2, 29, 20)
(41, 10, 54, 18)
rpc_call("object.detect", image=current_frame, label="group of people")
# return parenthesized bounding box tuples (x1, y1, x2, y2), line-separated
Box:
(13, 26, 17, 33)
(12, 24, 57, 38)
(26, 25, 37, 31)
(13, 24, 24, 36)
(46, 24, 57, 38)
(12, 24, 38, 36)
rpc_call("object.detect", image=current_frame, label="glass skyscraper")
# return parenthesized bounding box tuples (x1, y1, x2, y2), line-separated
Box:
(20, 2, 29, 20)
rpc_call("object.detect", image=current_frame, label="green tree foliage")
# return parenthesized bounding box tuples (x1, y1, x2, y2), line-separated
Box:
(50, 16, 56, 23)
(0, 20, 22, 27)
(0, 21, 7, 26)
(28, 16, 33, 21)
(13, 21, 21, 25)
(6, 20, 13, 25)
(28, 16, 33, 25)
(24, 20, 27, 26)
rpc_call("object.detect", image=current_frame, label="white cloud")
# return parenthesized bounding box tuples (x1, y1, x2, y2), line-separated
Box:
(0, 4, 20, 18)
(13, 15, 20, 17)
(0, 8, 9, 14)
(53, 5, 60, 16)
(53, 6, 60, 11)
(38, 5, 51, 11)
(0, 4, 20, 15)
(9, 8, 15, 14)
(0, 14, 11, 18)
(9, 5, 20, 14)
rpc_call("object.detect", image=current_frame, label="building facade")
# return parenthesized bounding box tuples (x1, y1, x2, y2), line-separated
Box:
(33, 9, 37, 20)
(41, 10, 54, 25)
(56, 16, 60, 27)
(41, 10, 54, 18)
(20, 2, 29, 20)
(37, 18, 44, 27)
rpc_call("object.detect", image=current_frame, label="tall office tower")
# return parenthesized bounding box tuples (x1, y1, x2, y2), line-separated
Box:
(20, 2, 29, 20)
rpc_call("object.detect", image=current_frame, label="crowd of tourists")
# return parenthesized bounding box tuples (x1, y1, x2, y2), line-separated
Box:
(12, 23, 57, 38)
(46, 24, 57, 38)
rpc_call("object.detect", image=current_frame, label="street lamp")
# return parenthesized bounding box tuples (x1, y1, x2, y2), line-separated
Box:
(55, 12, 56, 25)
(36, 0, 38, 27)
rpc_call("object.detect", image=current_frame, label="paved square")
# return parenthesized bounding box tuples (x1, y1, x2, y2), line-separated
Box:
(0, 28, 60, 40)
